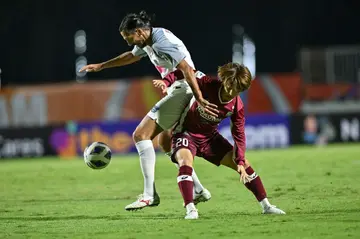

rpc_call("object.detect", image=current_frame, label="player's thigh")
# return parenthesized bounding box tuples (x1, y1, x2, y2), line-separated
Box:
(171, 133, 197, 167)
(219, 151, 237, 171)
(147, 83, 193, 130)
(157, 129, 172, 152)
(220, 153, 251, 170)
(201, 133, 233, 166)
(133, 115, 163, 142)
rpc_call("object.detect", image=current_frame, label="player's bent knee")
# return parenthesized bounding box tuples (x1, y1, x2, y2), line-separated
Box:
(132, 127, 146, 142)
(133, 117, 163, 142)
(175, 148, 193, 167)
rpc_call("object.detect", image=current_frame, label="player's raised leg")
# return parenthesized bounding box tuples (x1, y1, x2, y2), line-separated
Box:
(220, 151, 286, 214)
(158, 130, 211, 205)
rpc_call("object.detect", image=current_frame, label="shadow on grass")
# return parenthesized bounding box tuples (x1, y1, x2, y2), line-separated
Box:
(1, 208, 359, 222)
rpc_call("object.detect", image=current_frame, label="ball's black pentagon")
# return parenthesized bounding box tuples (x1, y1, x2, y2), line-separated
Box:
(91, 160, 108, 167)
(104, 151, 112, 160)
(91, 145, 105, 155)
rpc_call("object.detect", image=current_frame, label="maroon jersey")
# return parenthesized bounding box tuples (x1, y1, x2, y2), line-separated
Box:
(171, 75, 246, 166)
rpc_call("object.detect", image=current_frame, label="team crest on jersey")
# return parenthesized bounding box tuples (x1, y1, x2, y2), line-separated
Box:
(197, 106, 221, 123)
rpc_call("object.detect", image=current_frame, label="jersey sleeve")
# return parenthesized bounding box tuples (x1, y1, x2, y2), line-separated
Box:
(131, 46, 147, 58)
(152, 40, 186, 67)
(230, 100, 246, 166)
(162, 70, 182, 87)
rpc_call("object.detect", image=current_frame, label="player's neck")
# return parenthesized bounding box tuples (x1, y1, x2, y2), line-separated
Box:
(218, 87, 233, 104)
(143, 28, 153, 46)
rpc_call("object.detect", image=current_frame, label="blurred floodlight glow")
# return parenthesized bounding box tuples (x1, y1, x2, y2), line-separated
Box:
(74, 30, 87, 54)
(243, 37, 256, 78)
(75, 56, 87, 77)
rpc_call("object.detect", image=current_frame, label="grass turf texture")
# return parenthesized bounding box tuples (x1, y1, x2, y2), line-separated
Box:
(1, 144, 360, 239)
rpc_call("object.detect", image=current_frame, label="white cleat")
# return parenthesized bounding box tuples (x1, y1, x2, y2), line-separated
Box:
(185, 209, 199, 220)
(194, 188, 212, 205)
(125, 193, 160, 211)
(185, 203, 199, 220)
(262, 205, 286, 215)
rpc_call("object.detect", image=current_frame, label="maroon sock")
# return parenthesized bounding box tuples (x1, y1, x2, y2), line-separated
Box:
(177, 165, 194, 206)
(243, 166, 267, 202)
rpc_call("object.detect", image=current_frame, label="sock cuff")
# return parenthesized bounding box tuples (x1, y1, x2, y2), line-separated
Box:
(244, 166, 258, 183)
(179, 165, 193, 176)
(177, 175, 193, 183)
(135, 140, 153, 151)
(260, 198, 270, 207)
(245, 166, 255, 175)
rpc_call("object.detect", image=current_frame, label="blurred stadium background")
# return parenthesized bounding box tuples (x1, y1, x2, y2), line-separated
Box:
(1, 1, 360, 238)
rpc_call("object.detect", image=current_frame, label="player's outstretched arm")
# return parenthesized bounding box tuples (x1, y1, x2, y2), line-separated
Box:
(231, 106, 246, 166)
(177, 60, 219, 117)
(79, 51, 141, 73)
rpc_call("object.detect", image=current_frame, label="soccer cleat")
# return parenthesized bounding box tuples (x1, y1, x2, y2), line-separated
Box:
(182, 188, 212, 207)
(194, 188, 212, 205)
(185, 203, 199, 220)
(262, 205, 286, 215)
(185, 209, 199, 220)
(125, 193, 160, 211)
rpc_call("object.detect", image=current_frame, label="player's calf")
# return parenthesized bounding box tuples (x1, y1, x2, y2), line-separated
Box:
(175, 147, 199, 219)
(242, 165, 286, 214)
(177, 165, 199, 219)
(177, 165, 194, 207)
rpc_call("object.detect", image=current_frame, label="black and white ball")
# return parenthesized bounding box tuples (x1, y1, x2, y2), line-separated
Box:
(84, 142, 112, 170)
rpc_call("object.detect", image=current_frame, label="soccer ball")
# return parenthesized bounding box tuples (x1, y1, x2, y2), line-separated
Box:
(83, 142, 112, 170)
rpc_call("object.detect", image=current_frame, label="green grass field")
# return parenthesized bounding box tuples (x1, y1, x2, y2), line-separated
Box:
(1, 144, 360, 239)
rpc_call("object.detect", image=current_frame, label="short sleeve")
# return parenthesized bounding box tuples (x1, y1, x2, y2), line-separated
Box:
(131, 46, 147, 58)
(152, 40, 186, 67)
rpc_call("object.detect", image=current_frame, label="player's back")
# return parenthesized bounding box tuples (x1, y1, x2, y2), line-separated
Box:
(174, 76, 243, 138)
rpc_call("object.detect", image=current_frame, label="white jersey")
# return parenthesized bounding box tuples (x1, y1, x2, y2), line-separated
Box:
(131, 27, 195, 78)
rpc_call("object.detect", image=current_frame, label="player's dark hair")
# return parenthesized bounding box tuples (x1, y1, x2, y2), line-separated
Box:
(119, 10, 154, 33)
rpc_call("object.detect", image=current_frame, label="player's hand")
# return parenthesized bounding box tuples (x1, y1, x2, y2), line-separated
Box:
(237, 165, 251, 184)
(196, 97, 219, 117)
(79, 63, 103, 73)
(152, 79, 167, 94)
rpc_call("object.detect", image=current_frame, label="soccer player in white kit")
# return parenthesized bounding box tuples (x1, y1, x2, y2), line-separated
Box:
(79, 11, 216, 210)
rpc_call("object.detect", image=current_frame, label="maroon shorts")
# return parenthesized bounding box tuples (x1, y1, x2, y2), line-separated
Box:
(171, 132, 233, 166)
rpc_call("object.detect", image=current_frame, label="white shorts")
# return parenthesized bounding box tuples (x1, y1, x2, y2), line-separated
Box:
(147, 78, 193, 130)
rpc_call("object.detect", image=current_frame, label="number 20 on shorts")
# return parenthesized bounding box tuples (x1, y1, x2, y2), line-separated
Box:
(176, 138, 189, 148)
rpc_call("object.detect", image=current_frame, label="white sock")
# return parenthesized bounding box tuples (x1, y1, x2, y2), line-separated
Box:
(170, 155, 205, 194)
(186, 202, 196, 211)
(260, 198, 271, 210)
(135, 140, 156, 198)
(191, 170, 205, 193)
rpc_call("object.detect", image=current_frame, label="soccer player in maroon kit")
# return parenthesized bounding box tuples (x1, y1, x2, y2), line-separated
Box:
(154, 62, 286, 219)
